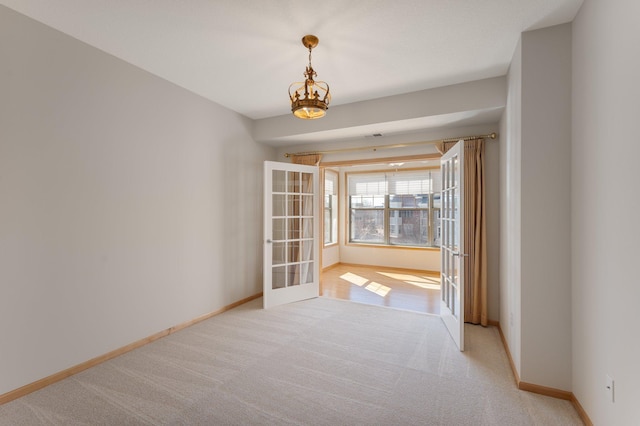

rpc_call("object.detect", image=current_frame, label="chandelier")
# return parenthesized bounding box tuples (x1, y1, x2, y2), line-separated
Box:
(289, 35, 331, 120)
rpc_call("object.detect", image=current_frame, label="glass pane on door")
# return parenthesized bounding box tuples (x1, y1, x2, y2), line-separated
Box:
(273, 218, 286, 240)
(288, 171, 300, 193)
(270, 166, 314, 290)
(273, 170, 286, 192)
(272, 266, 286, 289)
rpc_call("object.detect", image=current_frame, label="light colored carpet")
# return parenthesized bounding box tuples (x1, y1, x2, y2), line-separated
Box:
(0, 297, 582, 425)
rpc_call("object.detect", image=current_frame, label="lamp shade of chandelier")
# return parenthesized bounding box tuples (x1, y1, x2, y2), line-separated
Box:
(289, 35, 331, 119)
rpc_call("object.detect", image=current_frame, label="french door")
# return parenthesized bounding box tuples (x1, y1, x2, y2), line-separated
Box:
(263, 161, 320, 309)
(440, 141, 465, 351)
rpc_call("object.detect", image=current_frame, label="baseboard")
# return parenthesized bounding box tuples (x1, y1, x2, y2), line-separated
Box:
(493, 321, 593, 426)
(0, 292, 263, 406)
(321, 262, 341, 272)
(518, 381, 572, 400)
(494, 321, 520, 385)
(571, 393, 594, 426)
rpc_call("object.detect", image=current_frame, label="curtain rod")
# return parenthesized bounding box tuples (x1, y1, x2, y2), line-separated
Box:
(283, 132, 497, 158)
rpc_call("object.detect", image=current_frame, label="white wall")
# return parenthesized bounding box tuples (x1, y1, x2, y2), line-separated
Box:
(0, 6, 275, 395)
(339, 245, 440, 271)
(484, 127, 502, 326)
(500, 38, 523, 375)
(500, 23, 573, 391)
(520, 23, 573, 392)
(322, 244, 340, 269)
(572, 0, 640, 423)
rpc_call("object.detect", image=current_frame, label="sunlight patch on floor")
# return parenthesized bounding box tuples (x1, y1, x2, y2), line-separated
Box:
(339, 272, 369, 287)
(376, 271, 441, 290)
(338, 273, 391, 297)
(405, 281, 441, 290)
(365, 282, 391, 297)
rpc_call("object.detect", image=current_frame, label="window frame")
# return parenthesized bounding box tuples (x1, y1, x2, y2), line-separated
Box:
(322, 168, 339, 247)
(346, 167, 441, 249)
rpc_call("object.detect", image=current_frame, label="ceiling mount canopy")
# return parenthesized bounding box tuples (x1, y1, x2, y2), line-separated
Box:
(289, 35, 331, 120)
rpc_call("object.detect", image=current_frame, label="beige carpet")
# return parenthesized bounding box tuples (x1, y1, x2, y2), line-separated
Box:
(0, 297, 582, 425)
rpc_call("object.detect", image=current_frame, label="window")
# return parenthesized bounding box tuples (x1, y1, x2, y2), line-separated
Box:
(323, 169, 338, 245)
(348, 169, 441, 247)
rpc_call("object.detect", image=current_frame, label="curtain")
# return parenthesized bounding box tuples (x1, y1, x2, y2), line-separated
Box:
(290, 154, 319, 285)
(284, 169, 315, 287)
(291, 153, 322, 165)
(297, 172, 314, 284)
(437, 139, 487, 326)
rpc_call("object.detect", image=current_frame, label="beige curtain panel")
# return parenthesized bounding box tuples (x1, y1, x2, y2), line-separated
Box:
(437, 139, 488, 326)
(284, 170, 315, 286)
(290, 154, 322, 166)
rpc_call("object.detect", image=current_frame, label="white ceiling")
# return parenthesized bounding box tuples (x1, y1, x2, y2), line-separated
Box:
(1, 0, 583, 138)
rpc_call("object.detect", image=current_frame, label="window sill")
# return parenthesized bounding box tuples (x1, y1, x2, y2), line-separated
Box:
(345, 242, 440, 251)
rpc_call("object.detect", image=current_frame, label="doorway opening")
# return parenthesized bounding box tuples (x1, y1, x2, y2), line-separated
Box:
(319, 155, 442, 315)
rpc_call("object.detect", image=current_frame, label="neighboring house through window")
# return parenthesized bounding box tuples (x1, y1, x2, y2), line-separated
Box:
(347, 169, 441, 248)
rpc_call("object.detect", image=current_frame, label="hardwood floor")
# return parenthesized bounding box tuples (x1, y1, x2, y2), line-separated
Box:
(321, 263, 441, 315)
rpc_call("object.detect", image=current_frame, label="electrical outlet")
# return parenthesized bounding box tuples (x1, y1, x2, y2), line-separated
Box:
(606, 375, 615, 403)
(509, 312, 514, 327)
